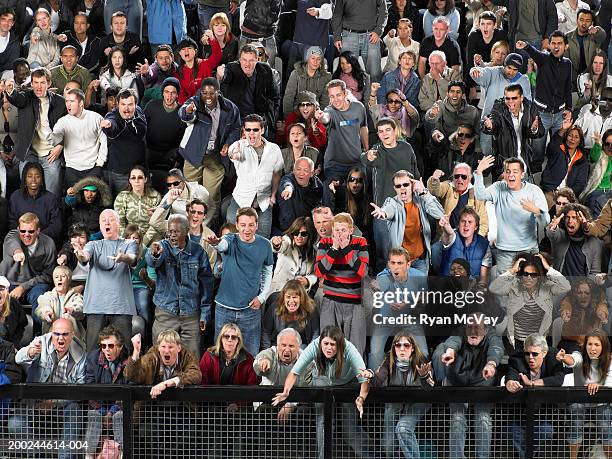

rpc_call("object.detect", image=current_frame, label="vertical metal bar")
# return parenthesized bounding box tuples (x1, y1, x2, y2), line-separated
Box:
(122, 387, 133, 458)
(323, 390, 334, 459)
(525, 391, 535, 459)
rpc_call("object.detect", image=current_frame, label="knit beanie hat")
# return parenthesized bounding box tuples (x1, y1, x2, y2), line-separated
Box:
(162, 77, 181, 93)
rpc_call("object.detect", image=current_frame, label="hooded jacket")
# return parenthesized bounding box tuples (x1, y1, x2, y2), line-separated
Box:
(282, 61, 332, 116)
(64, 176, 112, 239)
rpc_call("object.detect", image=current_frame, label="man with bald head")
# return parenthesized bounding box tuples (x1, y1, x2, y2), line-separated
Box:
(275, 157, 323, 234)
(73, 209, 137, 351)
(15, 318, 86, 457)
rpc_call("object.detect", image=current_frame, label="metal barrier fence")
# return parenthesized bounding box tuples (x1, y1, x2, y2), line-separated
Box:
(1, 385, 612, 458)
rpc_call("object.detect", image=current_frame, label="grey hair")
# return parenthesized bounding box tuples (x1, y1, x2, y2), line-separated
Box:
(453, 162, 472, 175)
(429, 50, 447, 63)
(432, 16, 450, 28)
(524, 334, 548, 353)
(294, 157, 315, 171)
(276, 327, 302, 348)
(167, 214, 189, 233)
(100, 208, 120, 221)
(393, 170, 414, 181)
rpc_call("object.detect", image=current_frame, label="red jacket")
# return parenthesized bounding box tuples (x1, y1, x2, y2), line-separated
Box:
(199, 349, 258, 385)
(284, 111, 328, 150)
(177, 40, 222, 104)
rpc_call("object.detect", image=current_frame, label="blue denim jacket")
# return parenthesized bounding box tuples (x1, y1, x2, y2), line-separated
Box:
(146, 238, 213, 322)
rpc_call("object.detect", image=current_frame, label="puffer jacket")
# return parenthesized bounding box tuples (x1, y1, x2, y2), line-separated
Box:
(64, 176, 112, 239)
(242, 0, 282, 37)
(36, 288, 85, 340)
(282, 62, 332, 116)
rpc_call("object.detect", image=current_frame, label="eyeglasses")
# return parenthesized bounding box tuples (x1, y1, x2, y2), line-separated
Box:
(19, 229, 36, 234)
(166, 181, 182, 188)
(100, 343, 116, 349)
(52, 332, 71, 338)
(299, 102, 314, 107)
(394, 342, 412, 349)
(604, 142, 612, 149)
(387, 99, 402, 105)
(456, 132, 473, 139)
(453, 174, 468, 180)
(505, 96, 520, 101)
(524, 351, 540, 358)
(294, 231, 309, 237)
(189, 210, 206, 215)
(244, 128, 260, 132)
(222, 334, 239, 341)
(394, 182, 411, 189)
(348, 177, 364, 183)
(521, 271, 539, 278)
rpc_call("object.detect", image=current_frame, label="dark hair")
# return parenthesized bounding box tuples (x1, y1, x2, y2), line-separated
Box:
(505, 83, 524, 95)
(581, 329, 611, 383)
(577, 8, 597, 24)
(239, 44, 258, 57)
(376, 117, 397, 130)
(118, 88, 137, 102)
(603, 128, 612, 144)
(244, 113, 265, 129)
(586, 50, 609, 99)
(68, 223, 89, 239)
(387, 331, 429, 377)
(275, 279, 315, 330)
(316, 326, 346, 380)
(98, 324, 125, 348)
(553, 187, 577, 204)
(12, 57, 29, 73)
(31, 67, 51, 83)
(503, 157, 525, 172)
(111, 11, 127, 22)
(332, 51, 367, 92)
(73, 11, 89, 22)
(200, 77, 219, 91)
(284, 216, 316, 262)
(559, 203, 591, 229)
(513, 253, 546, 289)
(20, 162, 45, 195)
(124, 165, 154, 194)
(448, 80, 466, 94)
(60, 45, 78, 56)
(155, 44, 173, 56)
(0, 7, 15, 19)
(427, 0, 455, 15)
(67, 88, 85, 102)
(105, 87, 120, 99)
(236, 206, 258, 222)
(345, 167, 370, 227)
(287, 122, 307, 135)
(103, 46, 128, 78)
(550, 30, 568, 44)
(187, 198, 208, 215)
(562, 124, 585, 150)
(479, 11, 496, 23)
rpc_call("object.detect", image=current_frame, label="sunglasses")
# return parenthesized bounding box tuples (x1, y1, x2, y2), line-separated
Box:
(294, 231, 309, 237)
(520, 271, 539, 278)
(523, 352, 540, 358)
(394, 342, 412, 349)
(604, 142, 612, 149)
(166, 181, 182, 188)
(394, 182, 411, 189)
(555, 201, 568, 206)
(456, 132, 473, 138)
(189, 210, 205, 215)
(387, 99, 402, 105)
(19, 229, 36, 234)
(222, 334, 239, 341)
(100, 343, 117, 349)
(505, 96, 520, 101)
(52, 332, 71, 338)
(348, 177, 364, 183)
(453, 174, 468, 180)
(299, 102, 314, 107)
(244, 128, 260, 132)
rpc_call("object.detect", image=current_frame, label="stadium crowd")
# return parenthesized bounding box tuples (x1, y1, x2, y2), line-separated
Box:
(0, 0, 611, 456)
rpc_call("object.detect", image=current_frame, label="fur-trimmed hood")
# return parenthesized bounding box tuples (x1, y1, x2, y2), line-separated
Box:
(71, 176, 112, 207)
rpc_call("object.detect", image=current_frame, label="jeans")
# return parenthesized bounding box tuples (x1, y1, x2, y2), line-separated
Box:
(133, 287, 151, 326)
(584, 189, 612, 218)
(368, 325, 428, 371)
(108, 171, 129, 197)
(568, 403, 612, 445)
(511, 419, 554, 459)
(382, 403, 430, 458)
(19, 282, 51, 325)
(214, 304, 262, 356)
(197, 4, 228, 31)
(85, 410, 123, 453)
(315, 401, 372, 459)
(531, 110, 564, 172)
(239, 35, 277, 65)
(340, 30, 382, 82)
(86, 314, 133, 352)
(372, 218, 390, 273)
(410, 256, 430, 275)
(226, 197, 273, 239)
(20, 151, 62, 197)
(449, 403, 493, 459)
(495, 247, 538, 275)
(104, 0, 143, 39)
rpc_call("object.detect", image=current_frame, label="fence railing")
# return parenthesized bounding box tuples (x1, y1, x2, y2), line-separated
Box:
(1, 384, 611, 458)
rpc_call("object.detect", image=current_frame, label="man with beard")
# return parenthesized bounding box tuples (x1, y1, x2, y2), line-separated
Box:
(179, 77, 241, 224)
(546, 203, 602, 277)
(147, 214, 213, 357)
(51, 88, 106, 187)
(433, 317, 503, 459)
(437, 208, 492, 282)
(276, 157, 323, 234)
(136, 45, 179, 106)
(428, 163, 488, 235)
(73, 209, 137, 352)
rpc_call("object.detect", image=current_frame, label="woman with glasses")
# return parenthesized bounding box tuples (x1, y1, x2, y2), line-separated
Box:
(272, 325, 374, 459)
(262, 279, 319, 349)
(0, 275, 27, 346)
(377, 50, 421, 109)
(580, 129, 612, 218)
(489, 253, 571, 351)
(113, 165, 161, 235)
(283, 91, 328, 150)
(556, 329, 612, 459)
(84, 325, 130, 459)
(326, 168, 371, 240)
(541, 119, 589, 205)
(370, 87, 420, 139)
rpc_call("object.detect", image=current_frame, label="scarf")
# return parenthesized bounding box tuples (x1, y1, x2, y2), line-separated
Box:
(379, 104, 413, 137)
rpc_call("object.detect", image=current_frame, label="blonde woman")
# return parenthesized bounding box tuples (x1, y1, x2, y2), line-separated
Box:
(0, 276, 27, 345)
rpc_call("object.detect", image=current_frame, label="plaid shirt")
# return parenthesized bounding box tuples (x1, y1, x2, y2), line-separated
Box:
(50, 352, 70, 384)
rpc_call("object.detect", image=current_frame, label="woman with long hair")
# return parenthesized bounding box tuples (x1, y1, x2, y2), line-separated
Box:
(273, 325, 373, 459)
(423, 0, 460, 40)
(0, 276, 27, 346)
(176, 33, 222, 104)
(556, 329, 612, 459)
(332, 50, 371, 103)
(262, 279, 319, 349)
(578, 50, 612, 105)
(280, 123, 321, 174)
(370, 86, 420, 138)
(283, 91, 328, 150)
(113, 165, 161, 234)
(369, 331, 434, 458)
(99, 46, 139, 95)
(489, 252, 571, 350)
(327, 168, 371, 238)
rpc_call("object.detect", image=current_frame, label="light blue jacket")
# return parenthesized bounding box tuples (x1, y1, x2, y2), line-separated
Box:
(471, 66, 532, 120)
(423, 9, 460, 40)
(380, 193, 445, 258)
(147, 0, 187, 45)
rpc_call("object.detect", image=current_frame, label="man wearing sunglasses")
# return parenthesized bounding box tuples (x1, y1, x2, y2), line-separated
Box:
(15, 318, 85, 456)
(0, 212, 55, 332)
(506, 334, 565, 458)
